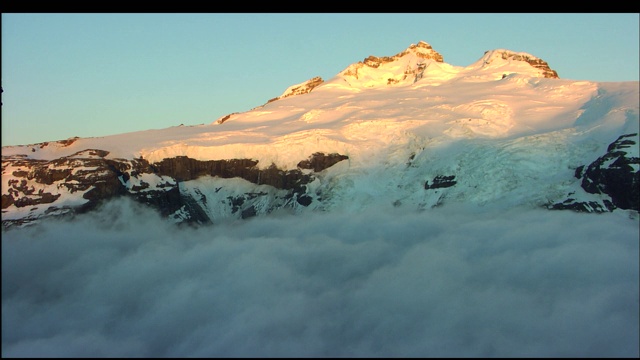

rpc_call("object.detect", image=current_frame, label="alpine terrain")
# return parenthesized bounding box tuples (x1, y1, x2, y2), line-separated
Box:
(2, 41, 638, 227)
(2, 41, 639, 358)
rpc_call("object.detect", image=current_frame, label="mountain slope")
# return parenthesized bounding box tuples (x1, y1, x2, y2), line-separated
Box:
(2, 41, 638, 228)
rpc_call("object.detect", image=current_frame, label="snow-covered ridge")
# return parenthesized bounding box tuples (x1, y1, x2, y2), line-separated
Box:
(361, 40, 445, 68)
(333, 41, 447, 88)
(270, 76, 325, 102)
(475, 49, 559, 79)
(325, 41, 559, 89)
(2, 41, 639, 227)
(1, 41, 565, 161)
(211, 41, 560, 126)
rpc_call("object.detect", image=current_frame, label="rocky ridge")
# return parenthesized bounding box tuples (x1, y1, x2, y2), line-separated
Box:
(340, 41, 445, 85)
(480, 49, 559, 79)
(2, 149, 349, 228)
(551, 133, 639, 212)
(267, 76, 325, 103)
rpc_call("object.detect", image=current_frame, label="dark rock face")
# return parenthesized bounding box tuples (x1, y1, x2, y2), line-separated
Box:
(297, 152, 349, 172)
(176, 189, 213, 225)
(2, 154, 129, 211)
(425, 175, 457, 190)
(548, 197, 615, 212)
(2, 150, 349, 228)
(2, 153, 137, 227)
(152, 152, 349, 190)
(580, 133, 639, 211)
(241, 206, 257, 219)
(152, 157, 259, 182)
(550, 133, 639, 212)
(296, 194, 313, 206)
(152, 156, 317, 190)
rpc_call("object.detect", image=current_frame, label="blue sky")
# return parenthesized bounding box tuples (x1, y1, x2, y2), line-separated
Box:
(2, 13, 639, 146)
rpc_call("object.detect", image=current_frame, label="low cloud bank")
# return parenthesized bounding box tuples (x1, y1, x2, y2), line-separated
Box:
(2, 199, 639, 357)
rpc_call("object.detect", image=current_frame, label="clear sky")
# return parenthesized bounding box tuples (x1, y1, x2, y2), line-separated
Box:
(2, 13, 639, 146)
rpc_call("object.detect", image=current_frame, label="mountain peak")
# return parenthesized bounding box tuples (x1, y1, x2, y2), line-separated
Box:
(360, 40, 444, 69)
(479, 49, 559, 78)
(334, 42, 560, 88)
(333, 41, 448, 88)
(402, 40, 445, 61)
(2, 36, 638, 230)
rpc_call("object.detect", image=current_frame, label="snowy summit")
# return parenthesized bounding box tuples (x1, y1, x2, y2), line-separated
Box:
(1, 41, 638, 227)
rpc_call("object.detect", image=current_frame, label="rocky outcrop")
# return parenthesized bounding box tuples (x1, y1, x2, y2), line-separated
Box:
(549, 197, 615, 213)
(523, 57, 558, 79)
(425, 175, 457, 190)
(579, 133, 639, 210)
(217, 77, 325, 120)
(342, 41, 444, 81)
(1, 150, 349, 228)
(361, 41, 444, 69)
(396, 41, 445, 62)
(267, 76, 324, 104)
(297, 152, 349, 172)
(550, 133, 639, 212)
(153, 157, 258, 182)
(215, 112, 239, 125)
(152, 156, 312, 190)
(2, 154, 128, 211)
(483, 50, 559, 79)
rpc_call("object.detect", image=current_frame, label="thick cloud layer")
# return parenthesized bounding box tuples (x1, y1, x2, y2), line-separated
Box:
(2, 199, 639, 357)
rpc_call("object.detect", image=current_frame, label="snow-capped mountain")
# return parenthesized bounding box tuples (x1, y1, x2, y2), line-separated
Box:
(2, 41, 638, 228)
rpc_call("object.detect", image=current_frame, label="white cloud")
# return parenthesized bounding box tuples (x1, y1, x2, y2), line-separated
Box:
(2, 198, 638, 357)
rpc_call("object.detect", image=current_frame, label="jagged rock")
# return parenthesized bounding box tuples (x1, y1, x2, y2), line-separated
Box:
(1, 150, 350, 228)
(297, 152, 349, 172)
(241, 205, 257, 219)
(342, 41, 444, 81)
(362, 41, 444, 69)
(268, 76, 324, 104)
(482, 50, 559, 79)
(580, 133, 639, 211)
(1, 194, 14, 208)
(174, 190, 212, 225)
(550, 133, 639, 212)
(153, 156, 259, 182)
(13, 192, 61, 208)
(151, 156, 313, 190)
(549, 198, 614, 213)
(296, 194, 313, 206)
(425, 175, 457, 190)
(254, 164, 310, 190)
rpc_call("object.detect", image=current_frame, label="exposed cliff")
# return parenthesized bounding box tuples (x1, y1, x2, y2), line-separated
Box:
(1, 151, 349, 228)
(550, 133, 639, 212)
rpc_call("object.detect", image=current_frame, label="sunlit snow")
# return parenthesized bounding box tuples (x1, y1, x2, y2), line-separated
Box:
(3, 47, 637, 214)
